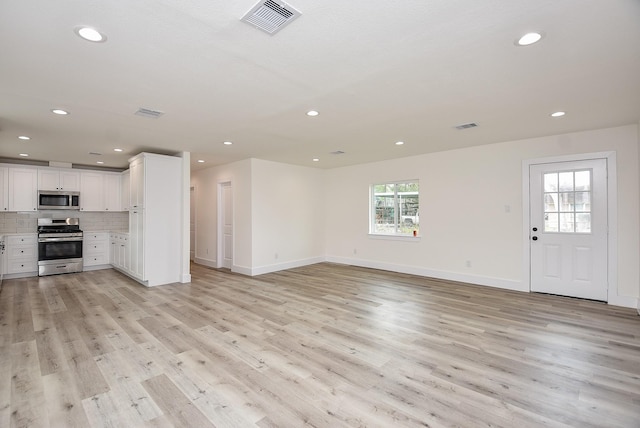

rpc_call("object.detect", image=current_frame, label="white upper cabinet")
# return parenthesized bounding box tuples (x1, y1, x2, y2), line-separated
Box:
(104, 173, 121, 211)
(80, 171, 122, 212)
(38, 168, 80, 191)
(8, 167, 38, 211)
(121, 170, 130, 211)
(129, 157, 145, 209)
(79, 172, 105, 211)
(0, 167, 8, 211)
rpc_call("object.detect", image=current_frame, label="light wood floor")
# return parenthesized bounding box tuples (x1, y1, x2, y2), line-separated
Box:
(1, 263, 639, 427)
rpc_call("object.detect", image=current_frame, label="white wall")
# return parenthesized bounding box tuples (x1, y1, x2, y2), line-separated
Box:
(324, 125, 640, 305)
(250, 159, 325, 274)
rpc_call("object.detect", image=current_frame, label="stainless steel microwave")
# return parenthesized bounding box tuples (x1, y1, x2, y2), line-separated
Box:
(37, 191, 80, 210)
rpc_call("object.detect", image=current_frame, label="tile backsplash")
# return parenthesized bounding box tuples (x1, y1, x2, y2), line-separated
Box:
(0, 211, 128, 234)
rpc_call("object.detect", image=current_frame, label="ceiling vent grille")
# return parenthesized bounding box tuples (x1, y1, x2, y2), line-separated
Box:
(135, 108, 164, 119)
(330, 150, 345, 155)
(241, 1, 302, 35)
(455, 122, 478, 130)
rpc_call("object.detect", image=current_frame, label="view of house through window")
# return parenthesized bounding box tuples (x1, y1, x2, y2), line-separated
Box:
(543, 169, 592, 233)
(371, 181, 419, 235)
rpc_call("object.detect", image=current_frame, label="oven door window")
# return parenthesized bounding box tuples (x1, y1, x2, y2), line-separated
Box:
(39, 241, 83, 260)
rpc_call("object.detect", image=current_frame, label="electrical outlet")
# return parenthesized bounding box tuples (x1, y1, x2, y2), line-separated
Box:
(275, 252, 278, 259)
(465, 260, 471, 268)
(353, 248, 357, 255)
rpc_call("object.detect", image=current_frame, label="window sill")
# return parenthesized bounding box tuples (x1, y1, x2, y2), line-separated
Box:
(368, 234, 421, 242)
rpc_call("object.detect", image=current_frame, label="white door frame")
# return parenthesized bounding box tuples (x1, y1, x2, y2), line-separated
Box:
(522, 151, 617, 302)
(217, 180, 233, 269)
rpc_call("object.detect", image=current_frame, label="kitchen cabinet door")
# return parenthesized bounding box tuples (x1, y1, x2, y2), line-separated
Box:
(0, 167, 8, 211)
(80, 172, 104, 211)
(104, 173, 121, 211)
(8, 167, 38, 212)
(38, 169, 80, 191)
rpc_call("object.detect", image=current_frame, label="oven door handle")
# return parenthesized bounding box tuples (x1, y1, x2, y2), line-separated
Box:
(38, 237, 83, 243)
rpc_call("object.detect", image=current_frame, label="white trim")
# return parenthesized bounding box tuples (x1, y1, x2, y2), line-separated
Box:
(522, 151, 618, 303)
(237, 256, 326, 276)
(326, 256, 525, 291)
(606, 294, 638, 309)
(194, 257, 218, 268)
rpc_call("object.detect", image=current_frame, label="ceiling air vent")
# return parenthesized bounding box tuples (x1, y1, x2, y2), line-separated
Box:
(330, 150, 345, 155)
(241, 1, 302, 35)
(135, 108, 164, 119)
(455, 122, 478, 130)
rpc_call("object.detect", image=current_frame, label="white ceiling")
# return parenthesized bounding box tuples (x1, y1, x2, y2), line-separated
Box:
(1, 0, 639, 171)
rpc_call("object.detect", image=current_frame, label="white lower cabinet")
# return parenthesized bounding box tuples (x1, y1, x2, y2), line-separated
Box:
(6, 234, 38, 275)
(83, 232, 109, 268)
(109, 232, 129, 272)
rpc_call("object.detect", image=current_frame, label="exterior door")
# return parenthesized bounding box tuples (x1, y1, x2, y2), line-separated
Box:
(530, 159, 608, 301)
(220, 182, 233, 269)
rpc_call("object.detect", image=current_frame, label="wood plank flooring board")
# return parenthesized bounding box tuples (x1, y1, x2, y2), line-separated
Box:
(59, 339, 110, 400)
(35, 327, 70, 376)
(42, 369, 91, 428)
(141, 374, 216, 428)
(11, 282, 35, 344)
(10, 340, 48, 428)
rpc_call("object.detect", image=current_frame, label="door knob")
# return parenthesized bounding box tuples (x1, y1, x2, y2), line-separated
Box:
(532, 227, 538, 232)
(532, 236, 538, 241)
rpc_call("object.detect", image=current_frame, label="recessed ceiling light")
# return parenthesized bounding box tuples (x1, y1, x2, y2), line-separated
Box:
(223, 141, 233, 145)
(312, 158, 320, 162)
(113, 148, 123, 152)
(19, 153, 29, 157)
(96, 161, 104, 164)
(516, 32, 543, 46)
(51, 109, 69, 115)
(18, 135, 30, 140)
(551, 111, 566, 117)
(306, 110, 319, 117)
(75, 26, 107, 43)
(197, 159, 205, 163)
(395, 141, 404, 146)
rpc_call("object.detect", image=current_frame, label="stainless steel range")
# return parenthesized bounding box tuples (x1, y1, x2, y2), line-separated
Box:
(37, 218, 83, 276)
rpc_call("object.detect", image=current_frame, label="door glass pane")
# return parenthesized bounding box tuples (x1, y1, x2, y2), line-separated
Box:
(559, 192, 574, 211)
(575, 192, 590, 211)
(560, 213, 575, 232)
(558, 172, 574, 191)
(544, 173, 558, 192)
(545, 213, 558, 232)
(544, 194, 558, 212)
(576, 213, 591, 233)
(575, 170, 591, 190)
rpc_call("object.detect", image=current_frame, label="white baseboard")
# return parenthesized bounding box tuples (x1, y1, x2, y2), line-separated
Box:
(180, 273, 192, 283)
(326, 256, 527, 292)
(606, 294, 639, 309)
(194, 257, 218, 269)
(242, 256, 326, 276)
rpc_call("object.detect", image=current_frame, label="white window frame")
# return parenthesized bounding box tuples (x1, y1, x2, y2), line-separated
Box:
(369, 180, 419, 237)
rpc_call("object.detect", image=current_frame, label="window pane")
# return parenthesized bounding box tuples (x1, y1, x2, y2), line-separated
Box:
(575, 192, 591, 212)
(559, 192, 574, 211)
(544, 173, 557, 192)
(545, 213, 558, 232)
(575, 170, 591, 191)
(558, 172, 574, 191)
(372, 181, 419, 235)
(544, 193, 558, 212)
(560, 213, 575, 232)
(576, 213, 591, 233)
